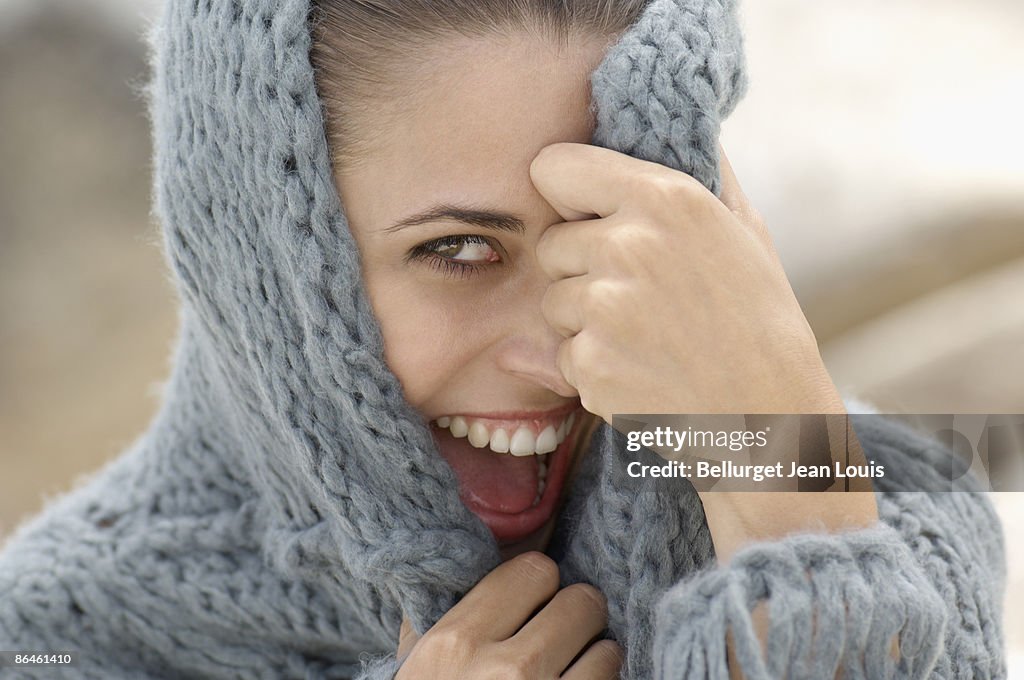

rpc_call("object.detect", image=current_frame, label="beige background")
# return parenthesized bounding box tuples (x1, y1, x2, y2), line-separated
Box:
(1, 0, 1021, 673)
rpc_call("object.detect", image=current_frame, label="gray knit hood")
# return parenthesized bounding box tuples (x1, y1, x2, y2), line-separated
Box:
(146, 0, 743, 646)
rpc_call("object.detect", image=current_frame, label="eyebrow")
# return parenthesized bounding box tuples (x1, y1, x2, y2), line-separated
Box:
(382, 203, 526, 236)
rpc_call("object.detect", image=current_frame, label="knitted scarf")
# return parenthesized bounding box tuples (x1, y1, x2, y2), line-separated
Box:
(146, 0, 745, 653)
(0, 0, 1006, 678)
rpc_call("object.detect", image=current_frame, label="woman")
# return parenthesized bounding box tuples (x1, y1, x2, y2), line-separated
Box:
(0, 0, 1005, 678)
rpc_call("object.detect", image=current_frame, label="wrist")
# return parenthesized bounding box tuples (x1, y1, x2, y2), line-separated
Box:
(777, 343, 847, 415)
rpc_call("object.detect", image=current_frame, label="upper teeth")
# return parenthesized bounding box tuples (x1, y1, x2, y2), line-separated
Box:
(433, 411, 576, 456)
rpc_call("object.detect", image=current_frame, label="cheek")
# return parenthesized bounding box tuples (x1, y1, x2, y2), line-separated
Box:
(363, 275, 489, 408)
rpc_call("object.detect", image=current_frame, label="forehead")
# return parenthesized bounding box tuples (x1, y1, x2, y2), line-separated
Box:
(340, 32, 608, 226)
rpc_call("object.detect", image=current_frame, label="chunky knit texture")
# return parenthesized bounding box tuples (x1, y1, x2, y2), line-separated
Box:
(0, 0, 1007, 678)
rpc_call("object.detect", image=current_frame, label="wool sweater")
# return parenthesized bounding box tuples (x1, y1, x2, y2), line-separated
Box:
(0, 0, 1007, 678)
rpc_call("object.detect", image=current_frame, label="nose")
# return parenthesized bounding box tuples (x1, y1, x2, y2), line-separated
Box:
(493, 271, 579, 399)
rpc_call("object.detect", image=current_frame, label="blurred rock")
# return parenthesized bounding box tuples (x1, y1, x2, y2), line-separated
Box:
(0, 3, 177, 536)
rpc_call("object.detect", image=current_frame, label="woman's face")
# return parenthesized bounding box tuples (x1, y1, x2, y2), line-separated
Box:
(333, 31, 609, 553)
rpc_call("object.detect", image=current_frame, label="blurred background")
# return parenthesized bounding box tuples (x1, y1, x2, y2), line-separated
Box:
(1, 0, 1021, 672)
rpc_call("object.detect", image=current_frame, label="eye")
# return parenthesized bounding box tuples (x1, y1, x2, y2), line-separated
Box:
(405, 234, 502, 279)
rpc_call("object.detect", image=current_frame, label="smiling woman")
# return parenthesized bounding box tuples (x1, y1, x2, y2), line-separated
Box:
(0, 0, 1007, 678)
(319, 26, 613, 556)
(307, 0, 1001, 677)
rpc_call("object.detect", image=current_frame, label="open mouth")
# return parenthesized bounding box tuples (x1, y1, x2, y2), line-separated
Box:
(429, 404, 586, 544)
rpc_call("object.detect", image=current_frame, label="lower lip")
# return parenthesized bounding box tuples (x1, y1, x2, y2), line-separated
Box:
(446, 412, 583, 545)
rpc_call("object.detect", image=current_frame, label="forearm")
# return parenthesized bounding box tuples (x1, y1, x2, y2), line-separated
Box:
(699, 490, 880, 566)
(653, 416, 1005, 680)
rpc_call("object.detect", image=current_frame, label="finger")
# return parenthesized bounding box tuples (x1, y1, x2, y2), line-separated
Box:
(541, 275, 589, 337)
(556, 334, 580, 391)
(397, 616, 419, 661)
(510, 583, 609, 676)
(530, 142, 665, 222)
(535, 214, 623, 281)
(535, 215, 613, 280)
(433, 551, 560, 641)
(561, 640, 624, 680)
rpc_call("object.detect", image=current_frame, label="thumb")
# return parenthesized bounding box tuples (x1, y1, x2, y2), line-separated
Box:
(397, 616, 421, 661)
(717, 142, 775, 254)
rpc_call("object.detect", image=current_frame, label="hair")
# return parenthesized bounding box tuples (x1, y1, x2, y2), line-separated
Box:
(309, 0, 651, 169)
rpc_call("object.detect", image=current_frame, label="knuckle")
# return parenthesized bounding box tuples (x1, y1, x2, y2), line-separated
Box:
(598, 223, 632, 259)
(598, 222, 658, 273)
(638, 169, 697, 206)
(420, 623, 473, 661)
(583, 279, 625, 323)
